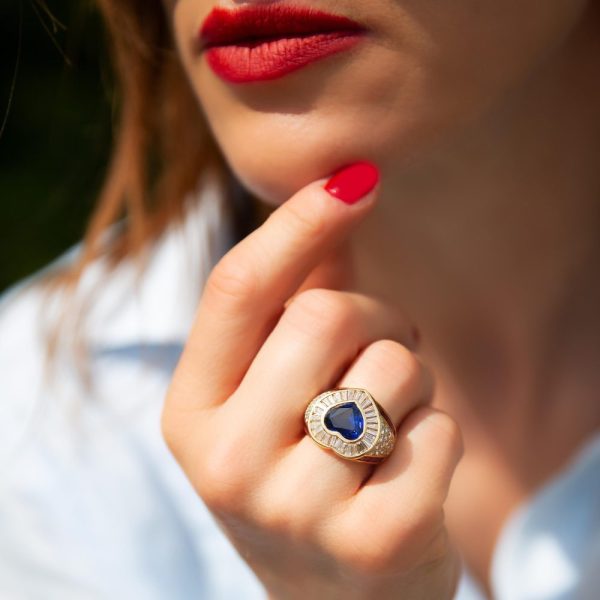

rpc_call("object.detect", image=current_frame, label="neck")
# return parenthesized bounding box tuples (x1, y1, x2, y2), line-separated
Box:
(351, 7, 600, 475)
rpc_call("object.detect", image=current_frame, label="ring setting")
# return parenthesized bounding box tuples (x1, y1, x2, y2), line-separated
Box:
(304, 388, 396, 463)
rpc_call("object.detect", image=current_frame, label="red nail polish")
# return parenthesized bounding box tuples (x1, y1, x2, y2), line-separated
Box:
(324, 161, 380, 205)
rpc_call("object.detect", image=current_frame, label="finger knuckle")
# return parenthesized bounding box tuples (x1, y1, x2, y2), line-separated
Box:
(406, 500, 446, 545)
(197, 438, 251, 512)
(259, 500, 291, 534)
(403, 507, 450, 572)
(418, 408, 464, 460)
(278, 195, 328, 240)
(364, 339, 422, 387)
(340, 535, 403, 578)
(205, 253, 258, 306)
(262, 492, 314, 541)
(283, 289, 355, 341)
(374, 504, 444, 574)
(254, 469, 317, 540)
(339, 503, 445, 578)
(424, 524, 453, 567)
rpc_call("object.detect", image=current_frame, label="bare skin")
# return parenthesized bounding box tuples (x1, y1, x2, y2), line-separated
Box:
(348, 6, 600, 593)
(161, 0, 600, 597)
(163, 176, 465, 599)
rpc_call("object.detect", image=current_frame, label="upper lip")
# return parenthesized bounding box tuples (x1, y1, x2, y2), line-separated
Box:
(198, 4, 366, 50)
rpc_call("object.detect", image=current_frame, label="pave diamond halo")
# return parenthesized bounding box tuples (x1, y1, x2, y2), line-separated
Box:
(304, 388, 396, 463)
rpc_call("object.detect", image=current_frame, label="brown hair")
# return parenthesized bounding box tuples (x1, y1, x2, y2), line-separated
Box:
(44, 1, 266, 375)
(66, 0, 261, 284)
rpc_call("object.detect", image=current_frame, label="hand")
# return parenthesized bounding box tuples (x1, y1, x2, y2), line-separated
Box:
(162, 162, 464, 600)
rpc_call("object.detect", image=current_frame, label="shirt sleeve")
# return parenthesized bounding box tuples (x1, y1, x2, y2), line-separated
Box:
(0, 282, 268, 600)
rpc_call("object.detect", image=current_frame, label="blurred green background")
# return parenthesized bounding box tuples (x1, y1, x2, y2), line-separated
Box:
(0, 0, 112, 292)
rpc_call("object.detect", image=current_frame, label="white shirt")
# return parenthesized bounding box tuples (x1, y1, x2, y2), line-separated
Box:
(1, 179, 599, 600)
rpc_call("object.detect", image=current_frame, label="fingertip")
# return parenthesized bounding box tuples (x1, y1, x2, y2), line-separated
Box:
(324, 161, 380, 205)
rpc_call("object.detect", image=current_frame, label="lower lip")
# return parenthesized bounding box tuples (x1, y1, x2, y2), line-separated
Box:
(204, 32, 365, 84)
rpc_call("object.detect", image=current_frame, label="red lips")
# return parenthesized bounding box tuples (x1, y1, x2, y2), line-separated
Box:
(198, 5, 367, 83)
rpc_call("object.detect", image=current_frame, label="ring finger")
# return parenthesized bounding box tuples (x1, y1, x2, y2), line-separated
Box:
(252, 339, 434, 525)
(224, 289, 416, 450)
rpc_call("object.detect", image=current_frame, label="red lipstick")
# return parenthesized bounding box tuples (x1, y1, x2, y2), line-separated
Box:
(198, 5, 367, 84)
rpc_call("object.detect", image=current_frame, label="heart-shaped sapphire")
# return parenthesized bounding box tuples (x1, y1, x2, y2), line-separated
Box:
(324, 402, 364, 441)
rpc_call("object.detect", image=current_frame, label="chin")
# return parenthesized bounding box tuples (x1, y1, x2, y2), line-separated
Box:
(217, 114, 399, 206)
(226, 152, 352, 207)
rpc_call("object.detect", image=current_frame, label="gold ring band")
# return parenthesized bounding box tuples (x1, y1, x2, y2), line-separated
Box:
(304, 387, 396, 463)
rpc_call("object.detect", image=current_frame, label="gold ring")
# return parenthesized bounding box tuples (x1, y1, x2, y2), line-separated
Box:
(304, 387, 396, 463)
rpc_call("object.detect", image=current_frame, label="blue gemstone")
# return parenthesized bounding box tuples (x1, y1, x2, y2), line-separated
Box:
(324, 402, 364, 441)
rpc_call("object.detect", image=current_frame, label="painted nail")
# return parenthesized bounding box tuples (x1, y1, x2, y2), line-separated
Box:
(324, 161, 380, 205)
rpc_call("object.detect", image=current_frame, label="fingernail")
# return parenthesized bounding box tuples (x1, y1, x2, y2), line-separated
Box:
(324, 161, 380, 205)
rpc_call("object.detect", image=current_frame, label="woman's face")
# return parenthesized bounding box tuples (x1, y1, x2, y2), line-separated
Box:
(164, 0, 589, 204)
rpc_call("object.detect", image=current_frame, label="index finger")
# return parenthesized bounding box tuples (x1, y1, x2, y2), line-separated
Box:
(175, 161, 380, 406)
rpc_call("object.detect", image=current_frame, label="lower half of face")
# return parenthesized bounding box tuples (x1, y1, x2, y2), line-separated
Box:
(169, 0, 591, 204)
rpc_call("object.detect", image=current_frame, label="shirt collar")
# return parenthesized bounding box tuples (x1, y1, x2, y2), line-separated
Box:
(62, 175, 236, 351)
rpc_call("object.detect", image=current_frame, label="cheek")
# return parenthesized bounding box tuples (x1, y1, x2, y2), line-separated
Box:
(171, 0, 590, 204)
